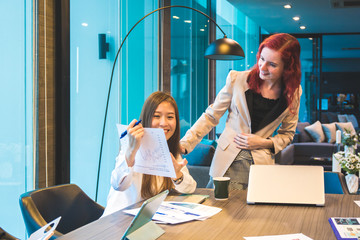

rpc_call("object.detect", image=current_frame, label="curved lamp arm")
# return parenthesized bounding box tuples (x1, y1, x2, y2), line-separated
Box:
(95, 5, 244, 201)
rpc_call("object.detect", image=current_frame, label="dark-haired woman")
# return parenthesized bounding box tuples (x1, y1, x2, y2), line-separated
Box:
(103, 91, 196, 216)
(180, 33, 302, 190)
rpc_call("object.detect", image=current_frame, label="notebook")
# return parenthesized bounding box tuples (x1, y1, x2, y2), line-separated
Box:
(121, 190, 169, 240)
(247, 165, 325, 206)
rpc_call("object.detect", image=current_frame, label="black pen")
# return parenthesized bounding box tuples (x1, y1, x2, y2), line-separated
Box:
(120, 120, 142, 139)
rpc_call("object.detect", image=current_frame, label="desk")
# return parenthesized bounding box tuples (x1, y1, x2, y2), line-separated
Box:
(59, 189, 360, 240)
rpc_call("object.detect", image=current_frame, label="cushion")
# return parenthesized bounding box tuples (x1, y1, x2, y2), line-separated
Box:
(346, 114, 359, 129)
(337, 114, 348, 122)
(185, 143, 215, 166)
(200, 138, 218, 149)
(304, 121, 325, 143)
(335, 122, 356, 136)
(296, 122, 312, 142)
(326, 112, 339, 123)
(322, 123, 336, 143)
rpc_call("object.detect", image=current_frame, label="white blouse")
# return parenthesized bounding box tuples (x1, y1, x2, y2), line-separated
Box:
(102, 152, 197, 217)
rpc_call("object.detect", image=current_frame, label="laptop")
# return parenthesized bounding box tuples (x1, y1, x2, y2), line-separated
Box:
(247, 165, 325, 206)
(122, 190, 169, 240)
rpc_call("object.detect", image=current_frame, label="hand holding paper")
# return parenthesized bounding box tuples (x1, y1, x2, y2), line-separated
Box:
(117, 124, 176, 178)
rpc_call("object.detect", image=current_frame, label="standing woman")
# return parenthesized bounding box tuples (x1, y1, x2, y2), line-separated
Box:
(103, 91, 196, 216)
(180, 33, 302, 190)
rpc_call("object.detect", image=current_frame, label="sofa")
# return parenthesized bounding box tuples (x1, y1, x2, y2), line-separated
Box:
(276, 113, 359, 170)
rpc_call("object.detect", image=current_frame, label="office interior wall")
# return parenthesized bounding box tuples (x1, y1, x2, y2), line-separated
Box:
(0, 0, 33, 238)
(70, 0, 158, 206)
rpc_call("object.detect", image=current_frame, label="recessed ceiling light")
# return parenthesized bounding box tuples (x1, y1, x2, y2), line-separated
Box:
(184, 20, 191, 23)
(284, 4, 292, 9)
(300, 26, 306, 30)
(200, 29, 205, 32)
(81, 23, 88, 27)
(293, 16, 300, 21)
(309, 38, 313, 40)
(173, 16, 180, 19)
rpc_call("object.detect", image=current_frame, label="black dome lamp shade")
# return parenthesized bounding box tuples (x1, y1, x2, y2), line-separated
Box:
(205, 36, 245, 60)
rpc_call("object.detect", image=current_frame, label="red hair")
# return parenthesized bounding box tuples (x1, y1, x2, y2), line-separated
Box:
(247, 33, 301, 112)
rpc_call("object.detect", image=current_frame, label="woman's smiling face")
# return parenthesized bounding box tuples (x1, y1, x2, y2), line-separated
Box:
(151, 101, 176, 140)
(258, 47, 285, 83)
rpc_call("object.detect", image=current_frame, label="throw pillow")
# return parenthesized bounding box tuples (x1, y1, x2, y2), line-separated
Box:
(335, 122, 356, 136)
(322, 123, 336, 143)
(346, 114, 359, 129)
(337, 114, 348, 122)
(327, 112, 339, 123)
(296, 122, 312, 142)
(304, 121, 325, 143)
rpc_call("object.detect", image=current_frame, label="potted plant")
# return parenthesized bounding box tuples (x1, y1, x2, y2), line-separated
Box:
(342, 128, 359, 156)
(333, 151, 360, 194)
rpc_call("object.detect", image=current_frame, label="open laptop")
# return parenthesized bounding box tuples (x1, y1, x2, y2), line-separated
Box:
(247, 165, 325, 206)
(121, 190, 169, 240)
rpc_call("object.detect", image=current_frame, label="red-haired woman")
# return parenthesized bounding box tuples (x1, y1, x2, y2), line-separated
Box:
(180, 33, 302, 190)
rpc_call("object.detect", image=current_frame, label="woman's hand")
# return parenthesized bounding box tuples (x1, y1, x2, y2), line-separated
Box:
(234, 133, 273, 150)
(179, 144, 187, 154)
(125, 119, 144, 167)
(171, 153, 187, 180)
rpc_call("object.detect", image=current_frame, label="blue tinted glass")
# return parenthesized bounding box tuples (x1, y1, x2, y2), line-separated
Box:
(169, 1, 209, 137)
(70, 0, 158, 206)
(0, 0, 33, 238)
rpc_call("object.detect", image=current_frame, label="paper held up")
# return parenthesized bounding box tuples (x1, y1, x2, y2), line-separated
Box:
(117, 124, 176, 178)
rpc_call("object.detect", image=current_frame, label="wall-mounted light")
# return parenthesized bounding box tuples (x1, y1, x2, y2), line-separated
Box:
(98, 34, 109, 59)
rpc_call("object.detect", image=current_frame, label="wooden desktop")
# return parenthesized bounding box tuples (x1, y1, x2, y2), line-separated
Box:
(59, 189, 360, 240)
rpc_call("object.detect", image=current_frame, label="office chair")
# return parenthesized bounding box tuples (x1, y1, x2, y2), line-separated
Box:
(19, 184, 104, 239)
(0, 227, 19, 240)
(324, 172, 349, 194)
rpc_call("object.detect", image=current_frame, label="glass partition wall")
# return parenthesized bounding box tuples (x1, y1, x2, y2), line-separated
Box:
(70, 0, 159, 205)
(0, 1, 33, 238)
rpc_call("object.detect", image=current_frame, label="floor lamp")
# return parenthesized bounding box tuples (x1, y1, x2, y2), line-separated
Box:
(95, 5, 245, 201)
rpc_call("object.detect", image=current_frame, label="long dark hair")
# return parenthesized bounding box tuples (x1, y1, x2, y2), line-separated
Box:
(139, 91, 180, 199)
(248, 33, 301, 112)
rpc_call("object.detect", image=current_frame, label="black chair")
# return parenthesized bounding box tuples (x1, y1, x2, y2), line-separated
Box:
(0, 227, 19, 240)
(19, 184, 104, 239)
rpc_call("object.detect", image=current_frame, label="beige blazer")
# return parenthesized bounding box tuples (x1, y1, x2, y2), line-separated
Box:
(180, 70, 302, 177)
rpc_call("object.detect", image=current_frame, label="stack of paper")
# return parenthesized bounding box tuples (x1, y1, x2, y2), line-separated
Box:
(124, 201, 221, 224)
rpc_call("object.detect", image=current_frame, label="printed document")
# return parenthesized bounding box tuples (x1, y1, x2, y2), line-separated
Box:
(124, 201, 222, 224)
(117, 124, 176, 178)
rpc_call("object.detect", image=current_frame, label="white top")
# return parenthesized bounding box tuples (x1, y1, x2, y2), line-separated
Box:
(102, 152, 197, 217)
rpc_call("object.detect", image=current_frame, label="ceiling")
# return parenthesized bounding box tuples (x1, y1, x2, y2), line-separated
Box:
(227, 0, 360, 59)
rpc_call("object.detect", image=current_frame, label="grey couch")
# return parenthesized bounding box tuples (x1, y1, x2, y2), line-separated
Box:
(275, 122, 340, 170)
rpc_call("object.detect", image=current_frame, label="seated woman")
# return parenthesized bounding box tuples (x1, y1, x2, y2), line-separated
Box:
(103, 91, 196, 216)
